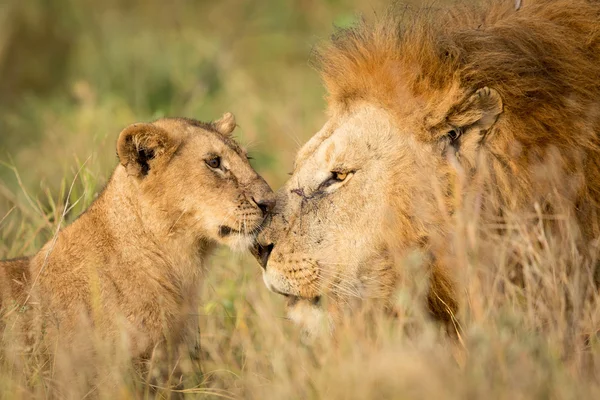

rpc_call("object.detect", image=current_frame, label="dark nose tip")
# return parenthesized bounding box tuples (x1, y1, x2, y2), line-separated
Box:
(253, 197, 276, 216)
(254, 243, 274, 269)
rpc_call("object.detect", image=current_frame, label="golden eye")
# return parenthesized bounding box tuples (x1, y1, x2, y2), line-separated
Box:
(321, 170, 354, 189)
(206, 156, 221, 169)
(333, 171, 348, 181)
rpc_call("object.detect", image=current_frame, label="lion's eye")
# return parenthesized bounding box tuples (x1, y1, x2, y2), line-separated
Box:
(206, 157, 221, 169)
(333, 171, 348, 182)
(327, 171, 353, 186)
(320, 170, 354, 190)
(448, 128, 462, 142)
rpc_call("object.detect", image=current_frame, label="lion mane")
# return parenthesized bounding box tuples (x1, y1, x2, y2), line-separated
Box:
(313, 0, 600, 321)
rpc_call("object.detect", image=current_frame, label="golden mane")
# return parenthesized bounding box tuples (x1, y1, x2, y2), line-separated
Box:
(309, 0, 600, 311)
(254, 0, 600, 335)
(315, 0, 600, 150)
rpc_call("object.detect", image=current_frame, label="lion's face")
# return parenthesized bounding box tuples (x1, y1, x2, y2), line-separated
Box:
(256, 105, 415, 334)
(117, 114, 274, 252)
(256, 87, 503, 335)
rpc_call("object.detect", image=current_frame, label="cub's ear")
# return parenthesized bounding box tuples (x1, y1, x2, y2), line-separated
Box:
(116, 123, 179, 177)
(212, 112, 236, 136)
(448, 87, 503, 132)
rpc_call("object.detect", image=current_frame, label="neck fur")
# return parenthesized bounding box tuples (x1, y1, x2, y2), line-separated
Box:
(80, 166, 214, 284)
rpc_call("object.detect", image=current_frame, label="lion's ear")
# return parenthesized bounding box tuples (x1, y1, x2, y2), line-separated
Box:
(116, 123, 177, 177)
(448, 87, 503, 132)
(212, 112, 236, 136)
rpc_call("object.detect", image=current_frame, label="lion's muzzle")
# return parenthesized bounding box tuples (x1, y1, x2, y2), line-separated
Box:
(251, 242, 273, 269)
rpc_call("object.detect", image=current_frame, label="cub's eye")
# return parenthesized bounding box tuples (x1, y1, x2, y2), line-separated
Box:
(448, 127, 462, 142)
(206, 156, 221, 169)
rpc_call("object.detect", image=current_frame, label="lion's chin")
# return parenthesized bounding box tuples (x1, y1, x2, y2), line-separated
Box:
(286, 296, 333, 341)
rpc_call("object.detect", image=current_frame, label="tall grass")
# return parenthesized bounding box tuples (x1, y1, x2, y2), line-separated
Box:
(1, 0, 599, 398)
(2, 170, 599, 398)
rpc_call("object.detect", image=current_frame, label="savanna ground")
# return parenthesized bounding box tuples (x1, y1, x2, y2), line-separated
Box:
(0, 0, 599, 398)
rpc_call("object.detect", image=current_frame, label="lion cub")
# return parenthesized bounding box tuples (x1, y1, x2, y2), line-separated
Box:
(0, 113, 273, 377)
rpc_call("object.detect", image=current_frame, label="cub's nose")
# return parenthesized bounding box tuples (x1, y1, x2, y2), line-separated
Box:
(253, 196, 276, 216)
(252, 243, 274, 270)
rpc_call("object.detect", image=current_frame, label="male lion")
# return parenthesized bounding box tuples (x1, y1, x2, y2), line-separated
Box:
(255, 0, 600, 336)
(0, 113, 274, 385)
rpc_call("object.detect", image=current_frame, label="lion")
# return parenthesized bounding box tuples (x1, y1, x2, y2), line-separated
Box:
(0, 113, 274, 385)
(254, 0, 600, 336)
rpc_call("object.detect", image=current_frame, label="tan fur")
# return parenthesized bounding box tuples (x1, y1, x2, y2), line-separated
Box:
(0, 114, 273, 374)
(256, 0, 600, 336)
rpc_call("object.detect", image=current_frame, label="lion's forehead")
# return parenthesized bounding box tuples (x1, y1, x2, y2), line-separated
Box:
(294, 104, 404, 175)
(292, 133, 345, 188)
(294, 120, 337, 170)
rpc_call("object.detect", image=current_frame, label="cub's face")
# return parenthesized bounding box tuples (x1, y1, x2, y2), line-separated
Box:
(117, 113, 274, 251)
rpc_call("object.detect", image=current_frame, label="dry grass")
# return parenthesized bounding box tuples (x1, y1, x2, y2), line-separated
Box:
(1, 0, 600, 398)
(2, 176, 599, 399)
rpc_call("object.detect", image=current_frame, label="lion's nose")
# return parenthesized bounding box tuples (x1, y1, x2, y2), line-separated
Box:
(253, 243, 274, 270)
(253, 197, 276, 216)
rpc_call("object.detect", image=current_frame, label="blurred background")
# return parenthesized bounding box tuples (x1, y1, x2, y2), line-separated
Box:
(0, 0, 387, 256)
